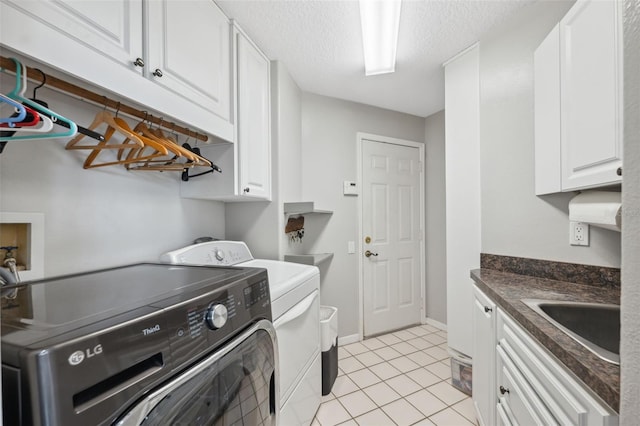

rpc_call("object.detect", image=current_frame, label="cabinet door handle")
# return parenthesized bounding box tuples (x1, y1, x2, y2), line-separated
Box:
(153, 69, 163, 78)
(499, 385, 510, 395)
(484, 306, 493, 313)
(133, 57, 145, 67)
(243, 187, 250, 193)
(617, 167, 622, 176)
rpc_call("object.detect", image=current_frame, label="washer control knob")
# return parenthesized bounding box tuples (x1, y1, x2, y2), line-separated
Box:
(205, 304, 228, 330)
(214, 249, 224, 261)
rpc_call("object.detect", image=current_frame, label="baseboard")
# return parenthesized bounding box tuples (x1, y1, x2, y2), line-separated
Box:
(424, 317, 447, 331)
(337, 333, 360, 346)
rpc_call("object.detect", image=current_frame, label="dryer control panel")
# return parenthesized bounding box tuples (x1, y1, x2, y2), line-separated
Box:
(160, 241, 254, 266)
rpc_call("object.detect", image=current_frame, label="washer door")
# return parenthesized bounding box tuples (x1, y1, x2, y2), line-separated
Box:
(114, 320, 277, 426)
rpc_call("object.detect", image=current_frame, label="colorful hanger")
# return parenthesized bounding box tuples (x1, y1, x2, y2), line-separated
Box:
(0, 94, 27, 126)
(0, 58, 77, 141)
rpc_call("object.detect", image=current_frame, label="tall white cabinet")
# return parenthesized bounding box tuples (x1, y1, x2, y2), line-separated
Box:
(534, 0, 623, 194)
(444, 45, 481, 357)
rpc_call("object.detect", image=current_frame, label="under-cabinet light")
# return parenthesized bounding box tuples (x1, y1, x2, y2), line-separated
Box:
(359, 0, 402, 76)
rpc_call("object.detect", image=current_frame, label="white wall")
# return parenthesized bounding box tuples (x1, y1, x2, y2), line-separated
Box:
(0, 82, 225, 277)
(225, 61, 302, 259)
(301, 93, 425, 338)
(479, 0, 621, 268)
(621, 0, 640, 421)
(424, 110, 446, 325)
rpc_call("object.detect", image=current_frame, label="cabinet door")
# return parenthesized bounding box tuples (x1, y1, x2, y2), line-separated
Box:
(146, 0, 232, 124)
(1, 0, 143, 78)
(235, 28, 271, 200)
(560, 0, 622, 190)
(472, 286, 496, 426)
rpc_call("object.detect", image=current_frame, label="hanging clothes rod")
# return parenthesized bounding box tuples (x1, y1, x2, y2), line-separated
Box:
(0, 55, 209, 143)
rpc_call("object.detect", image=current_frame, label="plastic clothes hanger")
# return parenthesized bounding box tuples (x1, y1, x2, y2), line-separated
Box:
(28, 69, 105, 141)
(0, 58, 77, 141)
(0, 62, 53, 135)
(0, 104, 40, 128)
(0, 94, 27, 126)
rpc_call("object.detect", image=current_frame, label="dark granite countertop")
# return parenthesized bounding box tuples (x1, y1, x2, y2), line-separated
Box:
(471, 268, 620, 412)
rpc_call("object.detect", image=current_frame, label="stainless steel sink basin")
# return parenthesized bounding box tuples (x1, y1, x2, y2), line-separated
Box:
(522, 299, 620, 365)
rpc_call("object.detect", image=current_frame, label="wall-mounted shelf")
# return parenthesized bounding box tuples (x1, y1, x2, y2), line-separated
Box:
(284, 202, 332, 216)
(284, 253, 334, 266)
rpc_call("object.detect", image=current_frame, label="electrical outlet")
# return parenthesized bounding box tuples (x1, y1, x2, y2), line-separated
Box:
(570, 221, 590, 246)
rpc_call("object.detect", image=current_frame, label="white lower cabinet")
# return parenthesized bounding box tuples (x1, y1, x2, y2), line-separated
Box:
(472, 286, 496, 426)
(472, 285, 618, 426)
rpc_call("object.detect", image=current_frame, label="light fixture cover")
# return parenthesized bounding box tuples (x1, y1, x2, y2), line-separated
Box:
(359, 0, 402, 76)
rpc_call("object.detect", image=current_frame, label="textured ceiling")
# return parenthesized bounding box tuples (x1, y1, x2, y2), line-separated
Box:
(217, 0, 535, 118)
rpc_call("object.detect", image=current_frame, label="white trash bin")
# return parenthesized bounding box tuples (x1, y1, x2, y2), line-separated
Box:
(320, 306, 338, 395)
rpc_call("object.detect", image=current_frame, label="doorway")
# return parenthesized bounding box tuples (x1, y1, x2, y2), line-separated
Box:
(358, 133, 425, 338)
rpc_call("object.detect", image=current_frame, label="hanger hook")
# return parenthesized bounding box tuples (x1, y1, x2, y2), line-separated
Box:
(142, 111, 148, 123)
(115, 101, 121, 118)
(32, 69, 46, 99)
(158, 117, 164, 129)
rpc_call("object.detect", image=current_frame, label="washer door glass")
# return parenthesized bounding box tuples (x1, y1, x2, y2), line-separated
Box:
(115, 323, 276, 426)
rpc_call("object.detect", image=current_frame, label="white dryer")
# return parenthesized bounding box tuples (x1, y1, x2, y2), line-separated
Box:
(161, 241, 322, 426)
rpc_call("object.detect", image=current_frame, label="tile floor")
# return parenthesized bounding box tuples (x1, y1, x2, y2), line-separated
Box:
(312, 324, 478, 426)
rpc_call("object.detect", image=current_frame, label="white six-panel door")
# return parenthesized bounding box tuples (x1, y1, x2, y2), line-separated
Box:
(362, 137, 423, 337)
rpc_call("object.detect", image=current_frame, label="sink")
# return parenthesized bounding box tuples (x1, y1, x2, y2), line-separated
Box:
(522, 299, 620, 365)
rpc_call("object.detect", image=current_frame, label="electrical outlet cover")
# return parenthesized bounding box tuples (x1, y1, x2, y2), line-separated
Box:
(570, 221, 590, 246)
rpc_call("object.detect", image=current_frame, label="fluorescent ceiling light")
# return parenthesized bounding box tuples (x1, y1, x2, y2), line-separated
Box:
(359, 0, 402, 76)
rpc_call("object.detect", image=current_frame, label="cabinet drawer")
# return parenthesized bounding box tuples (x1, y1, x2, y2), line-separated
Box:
(497, 344, 557, 425)
(498, 310, 616, 426)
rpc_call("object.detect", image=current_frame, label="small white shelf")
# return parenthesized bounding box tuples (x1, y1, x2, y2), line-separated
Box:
(283, 202, 332, 216)
(284, 253, 334, 266)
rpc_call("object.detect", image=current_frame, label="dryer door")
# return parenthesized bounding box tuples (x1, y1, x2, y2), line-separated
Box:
(114, 320, 278, 426)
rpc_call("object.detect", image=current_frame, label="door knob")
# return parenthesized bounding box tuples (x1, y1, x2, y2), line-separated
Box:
(133, 57, 145, 67)
(365, 250, 378, 258)
(153, 69, 163, 77)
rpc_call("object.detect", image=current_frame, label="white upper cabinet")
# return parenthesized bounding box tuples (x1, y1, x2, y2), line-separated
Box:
(560, 0, 622, 191)
(146, 0, 231, 126)
(235, 26, 271, 200)
(0, 0, 143, 76)
(0, 0, 234, 141)
(180, 23, 271, 202)
(534, 0, 622, 195)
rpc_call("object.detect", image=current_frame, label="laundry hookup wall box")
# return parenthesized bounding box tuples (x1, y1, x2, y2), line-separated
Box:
(0, 212, 44, 281)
